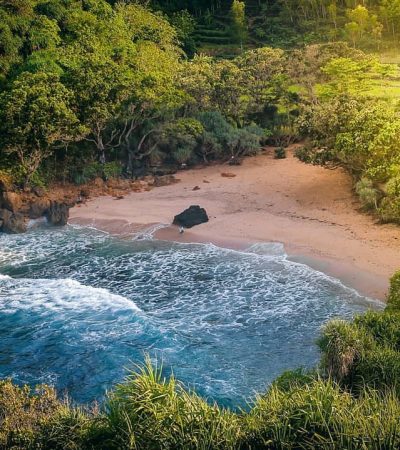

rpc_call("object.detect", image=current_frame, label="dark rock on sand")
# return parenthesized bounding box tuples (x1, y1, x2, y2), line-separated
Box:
(173, 205, 209, 229)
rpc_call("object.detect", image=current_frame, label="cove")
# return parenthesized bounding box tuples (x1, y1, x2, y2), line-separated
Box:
(0, 226, 382, 409)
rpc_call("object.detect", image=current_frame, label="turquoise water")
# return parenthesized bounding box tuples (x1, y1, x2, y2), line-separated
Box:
(0, 226, 381, 408)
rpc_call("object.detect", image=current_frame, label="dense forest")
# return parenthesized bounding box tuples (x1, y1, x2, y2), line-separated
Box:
(2, 0, 400, 223)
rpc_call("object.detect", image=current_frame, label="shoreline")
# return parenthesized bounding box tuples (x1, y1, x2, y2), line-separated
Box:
(154, 226, 388, 302)
(70, 148, 400, 301)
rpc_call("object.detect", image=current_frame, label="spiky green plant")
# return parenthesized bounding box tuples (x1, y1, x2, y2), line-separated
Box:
(318, 319, 374, 382)
(105, 357, 243, 449)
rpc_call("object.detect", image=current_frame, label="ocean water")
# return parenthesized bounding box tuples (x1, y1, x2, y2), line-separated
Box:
(0, 225, 382, 408)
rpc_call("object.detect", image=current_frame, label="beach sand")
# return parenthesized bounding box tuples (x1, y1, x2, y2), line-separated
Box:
(70, 147, 400, 300)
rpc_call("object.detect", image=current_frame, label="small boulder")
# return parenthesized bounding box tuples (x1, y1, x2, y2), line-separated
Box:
(0, 209, 27, 234)
(45, 201, 69, 226)
(221, 172, 237, 178)
(173, 205, 209, 229)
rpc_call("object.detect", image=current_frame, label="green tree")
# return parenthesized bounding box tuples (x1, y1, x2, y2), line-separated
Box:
(0, 72, 83, 183)
(345, 5, 383, 47)
(316, 57, 395, 99)
(230, 0, 247, 49)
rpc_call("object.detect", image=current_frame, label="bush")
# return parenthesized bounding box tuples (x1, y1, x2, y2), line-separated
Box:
(72, 161, 122, 185)
(318, 308, 400, 399)
(274, 147, 286, 159)
(103, 161, 122, 180)
(195, 112, 266, 162)
(272, 368, 317, 391)
(355, 310, 400, 349)
(244, 379, 400, 449)
(355, 347, 400, 395)
(378, 197, 400, 224)
(4, 359, 400, 449)
(105, 358, 242, 449)
(294, 145, 335, 166)
(318, 319, 375, 383)
(387, 271, 400, 311)
(355, 178, 379, 210)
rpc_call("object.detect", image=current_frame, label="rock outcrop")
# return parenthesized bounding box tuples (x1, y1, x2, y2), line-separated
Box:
(29, 199, 51, 219)
(0, 209, 27, 234)
(0, 173, 161, 234)
(1, 191, 23, 212)
(45, 202, 69, 226)
(173, 205, 209, 229)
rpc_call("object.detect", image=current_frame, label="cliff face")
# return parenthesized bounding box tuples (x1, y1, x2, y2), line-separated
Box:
(0, 175, 177, 234)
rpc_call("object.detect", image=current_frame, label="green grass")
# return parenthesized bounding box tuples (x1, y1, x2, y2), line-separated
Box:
(4, 366, 400, 449)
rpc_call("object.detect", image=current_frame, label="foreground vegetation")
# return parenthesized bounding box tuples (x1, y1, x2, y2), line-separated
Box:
(1, 274, 399, 449)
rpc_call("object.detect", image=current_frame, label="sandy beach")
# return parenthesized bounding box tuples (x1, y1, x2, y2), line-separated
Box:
(70, 147, 400, 300)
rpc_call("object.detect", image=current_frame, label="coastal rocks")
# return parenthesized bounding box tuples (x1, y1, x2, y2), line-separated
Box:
(1, 191, 23, 212)
(29, 198, 51, 219)
(0, 209, 27, 234)
(173, 205, 209, 229)
(32, 186, 46, 197)
(45, 202, 69, 226)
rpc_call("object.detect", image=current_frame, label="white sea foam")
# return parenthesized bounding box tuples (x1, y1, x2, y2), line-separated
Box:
(0, 277, 141, 313)
(245, 242, 287, 257)
(27, 217, 48, 229)
(133, 223, 170, 241)
(0, 225, 384, 407)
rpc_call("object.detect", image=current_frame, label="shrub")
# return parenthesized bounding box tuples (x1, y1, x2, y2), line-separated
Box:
(244, 379, 400, 449)
(355, 178, 379, 210)
(196, 112, 265, 162)
(318, 319, 374, 383)
(294, 145, 335, 166)
(387, 271, 400, 311)
(355, 348, 400, 395)
(0, 379, 113, 450)
(272, 368, 317, 391)
(105, 358, 242, 449)
(274, 147, 286, 159)
(319, 310, 400, 397)
(72, 161, 122, 185)
(103, 161, 122, 180)
(378, 197, 400, 224)
(0, 381, 60, 448)
(355, 310, 400, 349)
(3, 360, 400, 449)
(0, 169, 13, 189)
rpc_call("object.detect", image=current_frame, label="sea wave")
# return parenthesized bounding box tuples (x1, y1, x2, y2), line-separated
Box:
(0, 276, 141, 313)
(0, 225, 383, 407)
